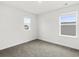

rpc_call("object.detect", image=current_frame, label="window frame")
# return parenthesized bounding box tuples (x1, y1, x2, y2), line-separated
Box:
(59, 11, 78, 38)
(24, 17, 31, 31)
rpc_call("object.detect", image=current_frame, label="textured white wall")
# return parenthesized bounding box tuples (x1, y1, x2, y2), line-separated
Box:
(0, 4, 37, 50)
(38, 4, 79, 50)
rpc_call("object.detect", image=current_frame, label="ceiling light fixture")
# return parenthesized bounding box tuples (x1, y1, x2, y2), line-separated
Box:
(65, 3, 68, 5)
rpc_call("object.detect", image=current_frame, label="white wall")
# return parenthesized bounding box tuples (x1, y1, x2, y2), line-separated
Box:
(39, 4, 79, 50)
(0, 4, 37, 50)
(1, 2, 79, 50)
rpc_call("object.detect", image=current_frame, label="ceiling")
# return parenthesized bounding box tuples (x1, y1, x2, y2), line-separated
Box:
(1, 1, 79, 15)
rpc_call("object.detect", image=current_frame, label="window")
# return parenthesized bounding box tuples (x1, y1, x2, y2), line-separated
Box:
(59, 11, 77, 38)
(24, 17, 31, 30)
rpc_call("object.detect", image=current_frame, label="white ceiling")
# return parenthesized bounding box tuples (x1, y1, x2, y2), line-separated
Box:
(1, 1, 79, 15)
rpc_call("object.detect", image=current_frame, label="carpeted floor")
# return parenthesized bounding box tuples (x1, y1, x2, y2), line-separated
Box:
(0, 39, 79, 57)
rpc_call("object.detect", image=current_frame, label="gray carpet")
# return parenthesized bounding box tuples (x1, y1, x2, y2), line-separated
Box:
(0, 39, 79, 57)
